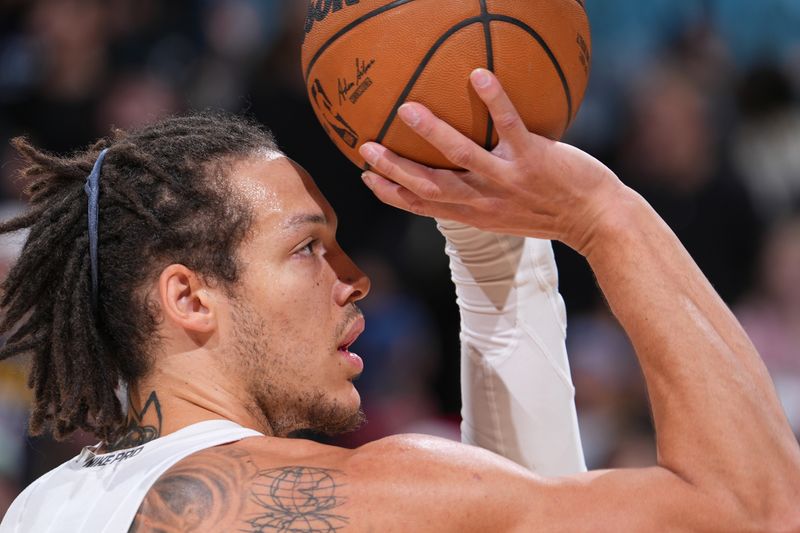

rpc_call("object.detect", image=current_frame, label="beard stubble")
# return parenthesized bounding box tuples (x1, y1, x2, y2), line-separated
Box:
(230, 299, 365, 437)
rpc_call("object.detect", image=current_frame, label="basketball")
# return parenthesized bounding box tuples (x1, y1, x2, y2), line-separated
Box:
(301, 0, 592, 170)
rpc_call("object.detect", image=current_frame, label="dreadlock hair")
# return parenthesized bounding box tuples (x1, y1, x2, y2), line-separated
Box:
(0, 112, 280, 442)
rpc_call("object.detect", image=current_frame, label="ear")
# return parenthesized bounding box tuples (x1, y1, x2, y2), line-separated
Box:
(158, 264, 217, 334)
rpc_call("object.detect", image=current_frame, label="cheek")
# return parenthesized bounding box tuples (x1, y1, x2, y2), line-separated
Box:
(278, 283, 331, 328)
(275, 265, 336, 315)
(243, 263, 339, 348)
(259, 290, 335, 352)
(249, 262, 325, 307)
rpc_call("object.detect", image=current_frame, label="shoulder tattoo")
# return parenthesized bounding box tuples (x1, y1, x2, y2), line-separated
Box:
(247, 466, 348, 532)
(128, 448, 349, 532)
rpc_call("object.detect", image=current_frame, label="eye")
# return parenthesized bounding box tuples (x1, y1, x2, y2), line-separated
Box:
(295, 239, 318, 257)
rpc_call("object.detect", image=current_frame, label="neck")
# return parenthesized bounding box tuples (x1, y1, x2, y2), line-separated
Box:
(106, 362, 276, 451)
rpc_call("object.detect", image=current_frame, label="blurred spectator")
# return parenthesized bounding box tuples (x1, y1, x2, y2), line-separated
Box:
(189, 0, 285, 110)
(9, 0, 111, 152)
(567, 306, 651, 469)
(96, 71, 180, 131)
(733, 65, 800, 220)
(572, 1, 712, 150)
(0, 204, 30, 517)
(737, 216, 800, 437)
(617, 64, 763, 304)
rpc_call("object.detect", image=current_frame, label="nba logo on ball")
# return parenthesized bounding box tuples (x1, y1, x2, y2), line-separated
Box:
(302, 0, 591, 170)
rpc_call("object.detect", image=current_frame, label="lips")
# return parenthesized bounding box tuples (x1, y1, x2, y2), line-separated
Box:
(338, 315, 365, 352)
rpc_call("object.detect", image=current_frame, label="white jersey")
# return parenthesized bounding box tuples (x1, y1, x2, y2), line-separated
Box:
(0, 420, 262, 533)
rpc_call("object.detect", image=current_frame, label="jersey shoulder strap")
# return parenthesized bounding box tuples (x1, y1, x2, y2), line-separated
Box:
(0, 420, 263, 533)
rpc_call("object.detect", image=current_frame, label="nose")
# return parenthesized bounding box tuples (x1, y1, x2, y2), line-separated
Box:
(332, 248, 371, 306)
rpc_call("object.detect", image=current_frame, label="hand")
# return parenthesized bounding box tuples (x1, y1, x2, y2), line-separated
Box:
(358, 69, 627, 253)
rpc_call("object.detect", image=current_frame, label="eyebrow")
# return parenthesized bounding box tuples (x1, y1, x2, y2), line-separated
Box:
(282, 213, 328, 230)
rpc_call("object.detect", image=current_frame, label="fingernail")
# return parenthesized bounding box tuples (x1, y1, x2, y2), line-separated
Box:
(471, 68, 491, 89)
(398, 104, 420, 127)
(361, 172, 372, 186)
(360, 143, 378, 163)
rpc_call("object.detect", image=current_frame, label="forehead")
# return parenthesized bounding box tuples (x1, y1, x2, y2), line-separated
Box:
(228, 153, 335, 229)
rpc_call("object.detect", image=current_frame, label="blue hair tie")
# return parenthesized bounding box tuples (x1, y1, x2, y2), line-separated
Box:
(84, 148, 109, 310)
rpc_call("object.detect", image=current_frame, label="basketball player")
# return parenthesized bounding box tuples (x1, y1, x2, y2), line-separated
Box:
(1, 69, 798, 531)
(0, 69, 585, 530)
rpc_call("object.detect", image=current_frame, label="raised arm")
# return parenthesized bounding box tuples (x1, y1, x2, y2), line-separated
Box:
(356, 69, 800, 530)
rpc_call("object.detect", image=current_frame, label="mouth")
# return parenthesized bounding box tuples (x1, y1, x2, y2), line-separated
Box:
(337, 315, 365, 353)
(337, 315, 365, 374)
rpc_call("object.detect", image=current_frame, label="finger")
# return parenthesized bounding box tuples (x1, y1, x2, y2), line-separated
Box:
(395, 102, 503, 176)
(361, 170, 468, 221)
(470, 69, 530, 149)
(359, 170, 435, 217)
(359, 142, 476, 203)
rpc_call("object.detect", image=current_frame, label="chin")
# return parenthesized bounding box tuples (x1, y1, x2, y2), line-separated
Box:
(344, 380, 362, 408)
(302, 405, 366, 437)
(325, 384, 364, 432)
(287, 388, 365, 437)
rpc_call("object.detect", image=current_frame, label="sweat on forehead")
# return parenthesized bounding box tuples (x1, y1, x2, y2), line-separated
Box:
(256, 147, 286, 162)
(227, 153, 329, 211)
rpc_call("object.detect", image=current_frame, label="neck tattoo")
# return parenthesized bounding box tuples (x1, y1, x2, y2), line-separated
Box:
(107, 391, 163, 452)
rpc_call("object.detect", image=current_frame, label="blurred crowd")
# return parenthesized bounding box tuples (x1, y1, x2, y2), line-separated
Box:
(0, 0, 798, 515)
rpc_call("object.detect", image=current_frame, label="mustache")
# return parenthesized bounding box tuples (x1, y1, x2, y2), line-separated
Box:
(334, 304, 364, 343)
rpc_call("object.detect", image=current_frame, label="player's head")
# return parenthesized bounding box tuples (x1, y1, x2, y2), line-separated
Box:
(184, 153, 370, 438)
(0, 112, 369, 442)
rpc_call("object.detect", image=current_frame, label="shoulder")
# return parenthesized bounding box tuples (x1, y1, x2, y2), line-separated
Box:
(128, 437, 358, 532)
(129, 434, 538, 533)
(352, 433, 534, 477)
(127, 443, 259, 532)
(1, 466, 63, 529)
(346, 434, 543, 532)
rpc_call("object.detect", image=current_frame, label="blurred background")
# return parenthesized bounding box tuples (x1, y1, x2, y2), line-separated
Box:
(0, 0, 799, 515)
